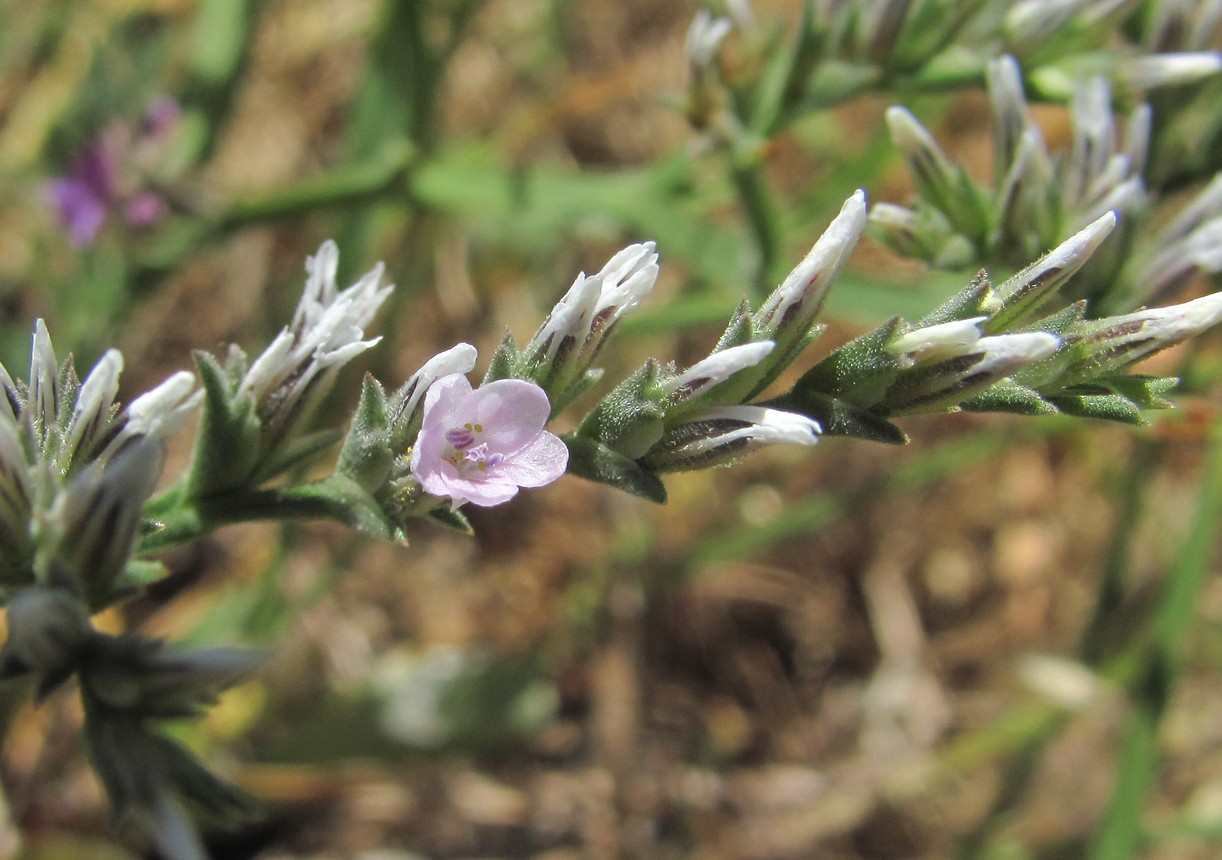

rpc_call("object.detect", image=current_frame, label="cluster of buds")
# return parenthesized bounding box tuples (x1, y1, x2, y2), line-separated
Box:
(793, 211, 1222, 430)
(564, 192, 867, 497)
(872, 54, 1222, 310)
(0, 321, 260, 860)
(0, 320, 198, 607)
(679, 1, 1222, 153)
(188, 241, 393, 500)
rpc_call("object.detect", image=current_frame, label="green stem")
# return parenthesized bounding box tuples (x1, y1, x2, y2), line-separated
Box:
(1077, 438, 1163, 664)
(138, 477, 393, 555)
(1086, 423, 1222, 860)
(217, 141, 415, 230)
(729, 155, 782, 297)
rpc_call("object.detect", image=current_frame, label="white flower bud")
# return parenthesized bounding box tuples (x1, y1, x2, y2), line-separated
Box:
(665, 341, 775, 401)
(685, 10, 733, 68)
(889, 317, 987, 366)
(1120, 51, 1222, 90)
(643, 406, 819, 471)
(240, 241, 393, 444)
(756, 191, 866, 340)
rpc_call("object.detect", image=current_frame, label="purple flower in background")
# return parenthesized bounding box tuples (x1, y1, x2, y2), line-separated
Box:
(410, 374, 568, 507)
(45, 144, 116, 247)
(44, 97, 182, 247)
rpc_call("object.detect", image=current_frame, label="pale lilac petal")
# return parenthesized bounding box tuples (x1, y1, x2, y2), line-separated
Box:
(501, 433, 568, 487)
(421, 373, 474, 431)
(47, 178, 108, 246)
(469, 380, 551, 450)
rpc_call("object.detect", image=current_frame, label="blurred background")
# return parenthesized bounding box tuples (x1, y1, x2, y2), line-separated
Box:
(1, 1, 1221, 858)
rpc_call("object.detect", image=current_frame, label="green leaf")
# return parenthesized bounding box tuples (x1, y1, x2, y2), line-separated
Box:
(1047, 392, 1147, 425)
(482, 330, 520, 384)
(187, 350, 260, 498)
(1023, 300, 1087, 335)
(427, 505, 474, 535)
(1103, 376, 1179, 411)
(563, 436, 667, 504)
(335, 375, 394, 491)
(789, 316, 905, 408)
(254, 429, 344, 485)
(750, 0, 820, 137)
(107, 560, 171, 604)
(576, 361, 667, 458)
(960, 380, 1059, 415)
(919, 270, 993, 326)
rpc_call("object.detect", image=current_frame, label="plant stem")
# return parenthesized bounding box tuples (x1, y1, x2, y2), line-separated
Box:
(1086, 422, 1222, 860)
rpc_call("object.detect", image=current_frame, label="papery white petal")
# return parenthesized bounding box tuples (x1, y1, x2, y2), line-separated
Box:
(974, 332, 1061, 375)
(1121, 51, 1222, 90)
(685, 10, 733, 67)
(63, 349, 123, 464)
(116, 371, 201, 443)
(397, 343, 478, 427)
(666, 341, 775, 398)
(758, 190, 866, 336)
(29, 320, 58, 434)
(890, 318, 986, 359)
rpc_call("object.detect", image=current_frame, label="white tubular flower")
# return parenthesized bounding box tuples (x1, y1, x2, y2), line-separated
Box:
(1122, 104, 1152, 173)
(51, 436, 165, 608)
(642, 406, 820, 472)
(1145, 0, 1222, 50)
(525, 242, 659, 392)
(664, 341, 775, 402)
(1075, 292, 1222, 373)
(241, 240, 393, 441)
(685, 9, 733, 68)
(0, 362, 19, 423)
(0, 588, 92, 688)
(725, 0, 755, 29)
(869, 201, 921, 233)
(987, 56, 1030, 178)
(885, 332, 1061, 415)
(1157, 172, 1222, 246)
(1119, 51, 1222, 90)
(884, 107, 957, 191)
(389, 342, 479, 441)
(29, 320, 58, 442)
(756, 191, 866, 347)
(972, 332, 1062, 376)
(100, 371, 202, 462)
(61, 349, 123, 469)
(987, 212, 1117, 327)
(869, 201, 938, 259)
(1135, 175, 1222, 301)
(1075, 176, 1146, 231)
(1066, 76, 1116, 207)
(1005, 0, 1085, 47)
(889, 317, 987, 366)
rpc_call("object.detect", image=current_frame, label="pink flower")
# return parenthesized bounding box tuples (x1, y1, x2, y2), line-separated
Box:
(410, 374, 568, 507)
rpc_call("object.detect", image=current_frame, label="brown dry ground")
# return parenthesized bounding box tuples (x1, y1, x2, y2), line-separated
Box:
(2, 2, 1222, 859)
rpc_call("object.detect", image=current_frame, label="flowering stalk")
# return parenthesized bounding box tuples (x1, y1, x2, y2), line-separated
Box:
(186, 240, 392, 501)
(484, 242, 660, 415)
(872, 53, 1222, 311)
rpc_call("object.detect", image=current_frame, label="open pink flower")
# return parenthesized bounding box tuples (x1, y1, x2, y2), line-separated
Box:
(410, 374, 568, 507)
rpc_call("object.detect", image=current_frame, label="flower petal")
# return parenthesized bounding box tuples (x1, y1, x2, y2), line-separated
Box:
(501, 432, 568, 487)
(468, 379, 551, 451)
